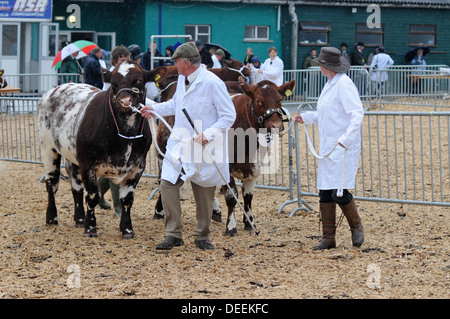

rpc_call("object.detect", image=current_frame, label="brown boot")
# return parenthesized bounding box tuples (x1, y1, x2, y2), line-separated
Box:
(339, 199, 364, 247)
(313, 202, 336, 250)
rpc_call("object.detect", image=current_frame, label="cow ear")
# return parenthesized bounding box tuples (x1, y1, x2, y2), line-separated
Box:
(239, 76, 254, 97)
(102, 67, 112, 83)
(144, 66, 168, 83)
(277, 79, 296, 98)
(0, 69, 4, 76)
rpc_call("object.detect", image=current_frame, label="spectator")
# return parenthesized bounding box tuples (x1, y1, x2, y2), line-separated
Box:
(411, 48, 427, 94)
(141, 41, 163, 70)
(83, 47, 103, 89)
(351, 42, 366, 66)
(302, 48, 319, 69)
(163, 45, 175, 66)
(60, 51, 82, 83)
(341, 42, 351, 63)
(259, 46, 284, 86)
(243, 47, 255, 65)
(127, 44, 144, 65)
(351, 42, 367, 95)
(370, 46, 394, 97)
(248, 56, 263, 84)
(195, 40, 213, 68)
(211, 49, 225, 68)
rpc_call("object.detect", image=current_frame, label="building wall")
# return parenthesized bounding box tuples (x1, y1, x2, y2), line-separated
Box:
(283, 4, 450, 69)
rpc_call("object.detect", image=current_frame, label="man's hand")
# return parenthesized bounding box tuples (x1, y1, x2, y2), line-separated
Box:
(193, 133, 208, 146)
(294, 114, 304, 124)
(140, 104, 155, 119)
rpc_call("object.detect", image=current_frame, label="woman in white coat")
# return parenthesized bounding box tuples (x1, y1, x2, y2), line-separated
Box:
(258, 46, 284, 86)
(295, 47, 365, 250)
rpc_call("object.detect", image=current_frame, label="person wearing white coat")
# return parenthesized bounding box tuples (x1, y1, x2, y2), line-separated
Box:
(295, 47, 365, 250)
(259, 46, 284, 86)
(370, 46, 394, 97)
(141, 42, 236, 251)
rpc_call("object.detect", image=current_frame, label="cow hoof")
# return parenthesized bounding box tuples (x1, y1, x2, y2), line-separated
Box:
(46, 219, 58, 226)
(84, 227, 97, 237)
(75, 219, 84, 228)
(122, 232, 135, 239)
(224, 229, 237, 237)
(212, 211, 222, 223)
(153, 212, 164, 220)
(244, 224, 256, 231)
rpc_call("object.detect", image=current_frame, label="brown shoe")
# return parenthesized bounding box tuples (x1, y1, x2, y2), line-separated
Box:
(339, 199, 364, 247)
(156, 235, 184, 250)
(313, 202, 337, 250)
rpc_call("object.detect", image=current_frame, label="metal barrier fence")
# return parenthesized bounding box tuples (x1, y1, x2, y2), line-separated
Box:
(3, 73, 82, 95)
(0, 96, 298, 212)
(285, 112, 450, 216)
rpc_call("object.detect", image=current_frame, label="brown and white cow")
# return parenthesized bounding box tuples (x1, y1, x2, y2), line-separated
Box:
(0, 69, 7, 88)
(38, 60, 166, 238)
(220, 78, 296, 236)
(208, 58, 251, 82)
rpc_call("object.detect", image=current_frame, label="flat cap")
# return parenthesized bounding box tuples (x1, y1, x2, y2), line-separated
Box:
(171, 42, 200, 60)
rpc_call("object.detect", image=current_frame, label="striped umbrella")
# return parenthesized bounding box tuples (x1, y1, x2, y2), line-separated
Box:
(52, 40, 98, 70)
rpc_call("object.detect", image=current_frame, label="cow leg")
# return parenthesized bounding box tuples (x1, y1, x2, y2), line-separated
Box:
(65, 162, 85, 227)
(211, 197, 222, 222)
(242, 179, 257, 231)
(153, 189, 165, 220)
(81, 169, 100, 237)
(43, 150, 61, 225)
(222, 177, 238, 236)
(119, 173, 143, 239)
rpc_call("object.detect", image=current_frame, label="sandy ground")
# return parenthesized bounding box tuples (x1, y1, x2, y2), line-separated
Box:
(0, 160, 448, 300)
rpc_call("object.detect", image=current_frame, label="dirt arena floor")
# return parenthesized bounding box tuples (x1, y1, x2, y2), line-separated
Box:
(0, 159, 448, 300)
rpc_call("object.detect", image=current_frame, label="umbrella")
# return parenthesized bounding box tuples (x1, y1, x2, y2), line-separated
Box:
(204, 43, 231, 60)
(404, 46, 430, 62)
(52, 40, 98, 70)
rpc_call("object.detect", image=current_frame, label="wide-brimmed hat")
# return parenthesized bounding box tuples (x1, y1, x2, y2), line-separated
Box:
(171, 42, 200, 60)
(317, 47, 350, 73)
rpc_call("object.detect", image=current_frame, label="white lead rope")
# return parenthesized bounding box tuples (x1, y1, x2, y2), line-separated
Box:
(303, 124, 348, 197)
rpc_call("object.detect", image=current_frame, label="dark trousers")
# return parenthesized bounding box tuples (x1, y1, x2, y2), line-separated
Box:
(319, 189, 353, 206)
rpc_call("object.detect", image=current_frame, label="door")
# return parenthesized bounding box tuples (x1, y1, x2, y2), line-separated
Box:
(39, 23, 59, 92)
(0, 23, 20, 83)
(96, 32, 116, 68)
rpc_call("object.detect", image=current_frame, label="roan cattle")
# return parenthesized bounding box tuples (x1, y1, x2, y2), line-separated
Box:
(38, 60, 166, 238)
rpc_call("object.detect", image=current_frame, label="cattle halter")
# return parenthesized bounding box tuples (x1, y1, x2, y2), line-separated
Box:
(109, 92, 145, 139)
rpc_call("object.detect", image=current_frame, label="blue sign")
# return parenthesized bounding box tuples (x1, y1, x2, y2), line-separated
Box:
(0, 0, 52, 21)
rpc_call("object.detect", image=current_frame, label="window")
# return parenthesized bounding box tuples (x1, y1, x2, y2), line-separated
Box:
(355, 23, 384, 47)
(409, 24, 436, 47)
(244, 25, 269, 41)
(185, 24, 210, 44)
(299, 22, 331, 46)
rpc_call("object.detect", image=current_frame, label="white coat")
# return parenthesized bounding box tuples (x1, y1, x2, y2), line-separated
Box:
(152, 64, 236, 187)
(301, 73, 364, 190)
(370, 52, 394, 82)
(260, 56, 284, 86)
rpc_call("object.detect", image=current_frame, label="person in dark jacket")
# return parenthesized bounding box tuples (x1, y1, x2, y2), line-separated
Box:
(351, 42, 366, 66)
(83, 47, 103, 89)
(141, 41, 163, 70)
(60, 51, 82, 83)
(195, 40, 213, 68)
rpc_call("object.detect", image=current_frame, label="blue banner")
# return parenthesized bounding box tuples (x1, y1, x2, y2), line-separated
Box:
(0, 0, 52, 21)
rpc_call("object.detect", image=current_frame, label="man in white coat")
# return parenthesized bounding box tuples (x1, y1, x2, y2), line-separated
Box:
(141, 42, 236, 250)
(370, 46, 394, 97)
(295, 47, 365, 250)
(258, 46, 284, 86)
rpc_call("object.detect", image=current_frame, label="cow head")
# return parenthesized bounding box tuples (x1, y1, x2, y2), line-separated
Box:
(103, 61, 167, 112)
(239, 77, 296, 132)
(224, 59, 251, 77)
(0, 69, 7, 89)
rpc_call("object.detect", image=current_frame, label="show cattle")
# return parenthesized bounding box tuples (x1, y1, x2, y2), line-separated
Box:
(208, 58, 251, 82)
(220, 78, 295, 235)
(0, 69, 7, 88)
(38, 60, 166, 238)
(151, 71, 295, 236)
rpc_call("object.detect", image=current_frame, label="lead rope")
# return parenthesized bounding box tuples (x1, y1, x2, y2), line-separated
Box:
(303, 124, 348, 197)
(128, 103, 210, 179)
